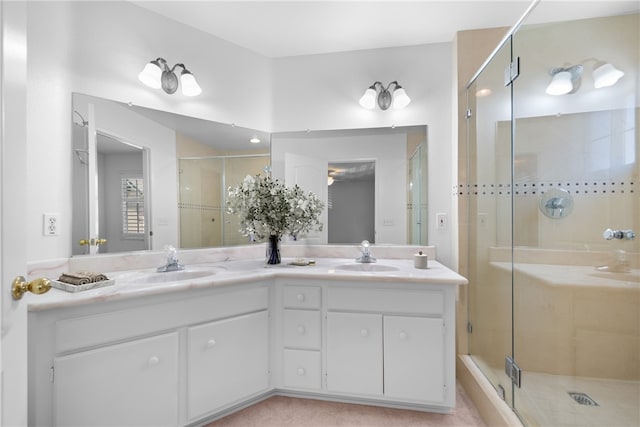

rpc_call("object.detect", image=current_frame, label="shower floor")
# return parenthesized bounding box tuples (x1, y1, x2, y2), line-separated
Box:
(515, 371, 640, 427)
(472, 357, 640, 427)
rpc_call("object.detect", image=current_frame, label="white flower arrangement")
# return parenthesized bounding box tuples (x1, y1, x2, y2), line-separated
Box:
(227, 174, 324, 241)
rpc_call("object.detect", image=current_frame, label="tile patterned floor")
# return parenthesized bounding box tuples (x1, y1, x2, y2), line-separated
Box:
(206, 381, 486, 427)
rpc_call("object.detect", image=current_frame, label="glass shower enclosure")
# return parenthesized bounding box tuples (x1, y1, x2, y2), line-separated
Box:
(465, 2, 639, 426)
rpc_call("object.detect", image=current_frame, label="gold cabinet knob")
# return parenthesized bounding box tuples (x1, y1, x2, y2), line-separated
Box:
(12, 276, 52, 300)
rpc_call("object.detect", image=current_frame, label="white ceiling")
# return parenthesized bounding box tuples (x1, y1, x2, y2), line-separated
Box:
(131, 1, 639, 58)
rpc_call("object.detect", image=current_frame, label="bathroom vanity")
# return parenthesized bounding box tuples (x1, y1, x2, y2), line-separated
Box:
(27, 255, 466, 426)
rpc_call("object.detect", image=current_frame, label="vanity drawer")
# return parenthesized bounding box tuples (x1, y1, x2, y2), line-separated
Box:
(55, 286, 268, 353)
(283, 349, 322, 390)
(283, 309, 321, 349)
(327, 287, 443, 315)
(283, 286, 321, 309)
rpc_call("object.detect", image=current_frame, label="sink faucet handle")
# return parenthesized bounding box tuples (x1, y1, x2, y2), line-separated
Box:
(164, 244, 178, 262)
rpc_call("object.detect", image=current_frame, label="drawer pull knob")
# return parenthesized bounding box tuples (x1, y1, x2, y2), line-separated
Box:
(297, 367, 306, 376)
(360, 329, 369, 338)
(148, 356, 160, 366)
(399, 331, 408, 340)
(296, 293, 305, 302)
(297, 325, 306, 334)
(207, 339, 217, 348)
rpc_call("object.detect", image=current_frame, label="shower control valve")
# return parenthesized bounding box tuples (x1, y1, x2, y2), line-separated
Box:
(603, 228, 635, 240)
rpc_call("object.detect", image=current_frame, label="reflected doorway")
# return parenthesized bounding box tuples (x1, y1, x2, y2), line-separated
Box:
(327, 161, 375, 243)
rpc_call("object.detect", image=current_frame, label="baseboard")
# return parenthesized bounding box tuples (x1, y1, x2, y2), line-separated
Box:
(457, 355, 523, 427)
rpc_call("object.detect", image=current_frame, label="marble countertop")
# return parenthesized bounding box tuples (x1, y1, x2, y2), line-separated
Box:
(28, 257, 467, 311)
(490, 261, 639, 290)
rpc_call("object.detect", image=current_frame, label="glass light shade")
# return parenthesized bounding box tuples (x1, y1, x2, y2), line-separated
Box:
(392, 87, 411, 109)
(545, 71, 573, 95)
(593, 63, 624, 89)
(359, 87, 377, 109)
(138, 61, 162, 89)
(180, 70, 202, 96)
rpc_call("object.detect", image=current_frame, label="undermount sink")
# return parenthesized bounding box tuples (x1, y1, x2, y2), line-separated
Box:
(334, 263, 400, 272)
(127, 268, 219, 284)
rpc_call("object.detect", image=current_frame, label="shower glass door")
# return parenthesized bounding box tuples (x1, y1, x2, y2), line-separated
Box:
(511, 7, 639, 427)
(466, 36, 515, 408)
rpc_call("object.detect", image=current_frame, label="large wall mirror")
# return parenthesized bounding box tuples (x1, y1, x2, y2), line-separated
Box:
(72, 94, 428, 256)
(271, 126, 428, 245)
(72, 93, 270, 255)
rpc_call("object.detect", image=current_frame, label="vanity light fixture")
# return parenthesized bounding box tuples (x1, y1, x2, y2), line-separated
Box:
(359, 81, 411, 110)
(592, 63, 624, 88)
(138, 57, 202, 96)
(545, 65, 583, 96)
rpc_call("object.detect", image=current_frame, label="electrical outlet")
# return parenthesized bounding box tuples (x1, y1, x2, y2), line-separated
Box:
(43, 213, 60, 236)
(436, 213, 447, 230)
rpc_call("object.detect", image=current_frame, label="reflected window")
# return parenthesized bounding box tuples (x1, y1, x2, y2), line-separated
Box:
(122, 177, 145, 237)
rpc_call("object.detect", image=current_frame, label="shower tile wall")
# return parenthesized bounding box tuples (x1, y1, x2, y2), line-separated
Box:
(179, 156, 270, 248)
(179, 158, 224, 248)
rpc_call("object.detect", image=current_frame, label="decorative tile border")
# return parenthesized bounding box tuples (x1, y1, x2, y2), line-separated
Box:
(455, 180, 635, 196)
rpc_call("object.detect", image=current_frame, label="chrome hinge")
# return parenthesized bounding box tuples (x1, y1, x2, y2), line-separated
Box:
(465, 108, 472, 119)
(505, 355, 522, 388)
(467, 321, 473, 334)
(504, 57, 520, 86)
(497, 384, 506, 400)
(50, 366, 55, 383)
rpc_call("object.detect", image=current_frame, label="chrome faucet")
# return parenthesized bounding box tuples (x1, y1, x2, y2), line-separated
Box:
(356, 240, 376, 263)
(157, 245, 185, 272)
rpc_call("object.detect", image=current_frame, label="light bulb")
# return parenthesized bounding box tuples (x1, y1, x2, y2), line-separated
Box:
(138, 61, 162, 89)
(392, 87, 411, 109)
(593, 63, 624, 89)
(359, 87, 377, 109)
(546, 71, 573, 95)
(180, 70, 202, 96)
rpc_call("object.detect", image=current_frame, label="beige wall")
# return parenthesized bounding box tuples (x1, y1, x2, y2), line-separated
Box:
(455, 26, 509, 355)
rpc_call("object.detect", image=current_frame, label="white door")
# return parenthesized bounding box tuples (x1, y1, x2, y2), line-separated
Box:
(187, 310, 269, 420)
(326, 312, 383, 396)
(54, 333, 179, 427)
(283, 152, 328, 244)
(383, 315, 445, 402)
(1, 2, 30, 425)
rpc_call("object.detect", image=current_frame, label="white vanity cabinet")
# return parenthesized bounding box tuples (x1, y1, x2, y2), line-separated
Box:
(29, 284, 270, 427)
(54, 332, 179, 427)
(326, 312, 383, 395)
(383, 315, 445, 402)
(280, 285, 323, 390)
(29, 259, 464, 425)
(325, 285, 453, 406)
(187, 310, 269, 420)
(274, 277, 457, 411)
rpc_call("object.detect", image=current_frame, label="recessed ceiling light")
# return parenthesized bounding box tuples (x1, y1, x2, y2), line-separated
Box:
(250, 137, 261, 144)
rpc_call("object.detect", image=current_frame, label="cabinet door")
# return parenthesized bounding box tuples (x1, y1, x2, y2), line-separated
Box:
(384, 316, 445, 402)
(54, 332, 178, 427)
(187, 310, 269, 420)
(326, 312, 382, 396)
